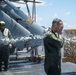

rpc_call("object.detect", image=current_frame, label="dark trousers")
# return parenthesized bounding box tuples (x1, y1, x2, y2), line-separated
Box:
(45, 57, 61, 75)
(47, 65, 61, 75)
(0, 45, 10, 69)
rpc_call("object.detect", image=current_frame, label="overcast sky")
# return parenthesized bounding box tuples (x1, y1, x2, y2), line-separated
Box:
(13, 0, 76, 29)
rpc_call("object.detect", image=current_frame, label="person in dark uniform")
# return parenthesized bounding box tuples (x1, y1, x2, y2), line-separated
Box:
(0, 21, 12, 71)
(43, 18, 64, 75)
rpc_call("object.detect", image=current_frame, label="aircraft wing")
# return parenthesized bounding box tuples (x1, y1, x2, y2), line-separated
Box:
(9, 0, 20, 1)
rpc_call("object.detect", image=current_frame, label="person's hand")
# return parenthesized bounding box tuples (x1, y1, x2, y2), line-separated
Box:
(8, 44, 12, 49)
(58, 25, 63, 34)
(58, 34, 62, 39)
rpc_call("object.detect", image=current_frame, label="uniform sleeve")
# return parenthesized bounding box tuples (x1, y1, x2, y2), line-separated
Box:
(8, 30, 13, 44)
(8, 30, 12, 39)
(43, 33, 64, 49)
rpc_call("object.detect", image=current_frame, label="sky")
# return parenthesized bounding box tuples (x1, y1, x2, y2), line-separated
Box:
(13, 0, 76, 29)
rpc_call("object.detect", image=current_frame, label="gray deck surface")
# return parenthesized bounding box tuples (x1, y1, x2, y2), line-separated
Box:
(0, 61, 76, 75)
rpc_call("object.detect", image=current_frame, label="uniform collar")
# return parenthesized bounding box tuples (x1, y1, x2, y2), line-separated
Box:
(51, 30, 58, 38)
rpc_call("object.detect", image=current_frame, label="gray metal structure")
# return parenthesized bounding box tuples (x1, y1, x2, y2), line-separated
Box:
(0, 0, 45, 50)
(0, 0, 45, 35)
